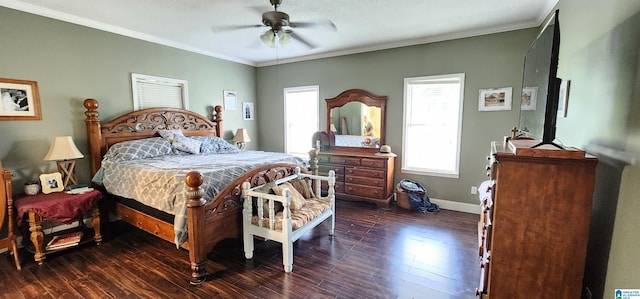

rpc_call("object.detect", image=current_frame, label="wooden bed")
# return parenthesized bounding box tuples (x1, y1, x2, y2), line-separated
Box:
(83, 98, 305, 284)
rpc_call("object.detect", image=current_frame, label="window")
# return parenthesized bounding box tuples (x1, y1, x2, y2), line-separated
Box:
(131, 73, 189, 110)
(284, 86, 319, 158)
(402, 74, 465, 178)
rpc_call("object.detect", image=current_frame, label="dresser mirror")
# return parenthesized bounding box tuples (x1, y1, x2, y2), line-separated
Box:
(326, 89, 387, 151)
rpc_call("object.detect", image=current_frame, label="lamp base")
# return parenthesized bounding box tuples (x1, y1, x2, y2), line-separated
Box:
(56, 160, 78, 190)
(236, 142, 246, 150)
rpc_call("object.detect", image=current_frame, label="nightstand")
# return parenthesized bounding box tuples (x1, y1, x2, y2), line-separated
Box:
(14, 189, 102, 265)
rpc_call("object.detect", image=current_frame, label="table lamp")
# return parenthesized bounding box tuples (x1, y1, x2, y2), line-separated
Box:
(43, 136, 84, 190)
(232, 128, 251, 150)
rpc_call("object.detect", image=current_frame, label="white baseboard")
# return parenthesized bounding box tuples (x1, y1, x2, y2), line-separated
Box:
(429, 198, 480, 214)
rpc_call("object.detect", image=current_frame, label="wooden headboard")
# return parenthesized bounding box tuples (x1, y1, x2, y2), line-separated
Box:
(83, 98, 223, 177)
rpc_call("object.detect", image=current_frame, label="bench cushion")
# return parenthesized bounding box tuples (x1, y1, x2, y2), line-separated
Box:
(251, 197, 332, 231)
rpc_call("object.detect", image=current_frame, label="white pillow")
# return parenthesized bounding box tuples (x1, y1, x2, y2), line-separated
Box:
(172, 135, 201, 154)
(157, 129, 183, 143)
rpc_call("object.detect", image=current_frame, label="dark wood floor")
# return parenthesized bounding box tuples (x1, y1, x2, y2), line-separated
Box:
(0, 200, 479, 299)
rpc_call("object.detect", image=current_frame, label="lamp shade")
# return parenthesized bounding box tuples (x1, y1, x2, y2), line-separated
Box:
(330, 124, 338, 132)
(43, 136, 84, 161)
(232, 129, 251, 143)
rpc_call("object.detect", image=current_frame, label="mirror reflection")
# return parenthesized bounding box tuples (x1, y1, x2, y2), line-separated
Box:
(325, 89, 387, 150)
(330, 103, 382, 148)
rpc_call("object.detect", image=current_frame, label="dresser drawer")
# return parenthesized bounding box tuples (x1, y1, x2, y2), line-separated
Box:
(319, 165, 345, 175)
(360, 158, 386, 169)
(477, 221, 485, 257)
(318, 155, 330, 164)
(345, 175, 384, 186)
(346, 167, 385, 179)
(345, 183, 384, 198)
(321, 181, 344, 194)
(318, 165, 345, 183)
(483, 211, 492, 251)
(476, 254, 490, 296)
(330, 156, 361, 166)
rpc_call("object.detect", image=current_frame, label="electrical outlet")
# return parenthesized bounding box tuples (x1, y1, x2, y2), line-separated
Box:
(471, 186, 478, 194)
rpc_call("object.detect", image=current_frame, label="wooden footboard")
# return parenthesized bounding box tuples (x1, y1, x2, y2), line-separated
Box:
(83, 98, 306, 284)
(186, 163, 305, 284)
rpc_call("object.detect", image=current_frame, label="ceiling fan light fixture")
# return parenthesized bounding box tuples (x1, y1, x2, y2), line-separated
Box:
(278, 31, 291, 47)
(260, 30, 276, 48)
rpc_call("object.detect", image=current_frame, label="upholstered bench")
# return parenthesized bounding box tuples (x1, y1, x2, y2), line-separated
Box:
(241, 167, 336, 272)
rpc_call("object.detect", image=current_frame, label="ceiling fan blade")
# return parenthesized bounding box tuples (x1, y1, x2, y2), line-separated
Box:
(247, 5, 267, 16)
(212, 24, 264, 33)
(290, 19, 337, 31)
(290, 32, 317, 49)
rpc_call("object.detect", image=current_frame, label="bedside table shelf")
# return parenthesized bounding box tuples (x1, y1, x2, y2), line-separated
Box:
(15, 190, 103, 264)
(24, 226, 98, 254)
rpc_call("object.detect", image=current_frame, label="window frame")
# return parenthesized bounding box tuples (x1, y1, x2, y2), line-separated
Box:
(401, 73, 465, 178)
(131, 73, 189, 110)
(283, 85, 319, 158)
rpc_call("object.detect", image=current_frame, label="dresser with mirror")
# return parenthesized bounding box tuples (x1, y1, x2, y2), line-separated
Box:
(311, 89, 395, 208)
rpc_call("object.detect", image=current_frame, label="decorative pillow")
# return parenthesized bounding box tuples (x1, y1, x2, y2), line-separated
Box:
(172, 135, 201, 154)
(192, 136, 240, 154)
(272, 182, 307, 211)
(103, 137, 173, 162)
(157, 129, 184, 143)
(289, 178, 315, 199)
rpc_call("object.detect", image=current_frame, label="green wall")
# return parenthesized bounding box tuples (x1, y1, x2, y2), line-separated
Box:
(257, 29, 537, 205)
(554, 0, 640, 298)
(0, 7, 257, 186)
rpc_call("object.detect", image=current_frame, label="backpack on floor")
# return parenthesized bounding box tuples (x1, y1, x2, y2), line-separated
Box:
(399, 179, 439, 213)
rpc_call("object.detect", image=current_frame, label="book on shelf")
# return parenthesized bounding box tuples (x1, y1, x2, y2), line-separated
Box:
(46, 231, 83, 251)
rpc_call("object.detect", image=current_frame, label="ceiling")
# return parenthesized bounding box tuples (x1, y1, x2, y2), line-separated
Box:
(1, 0, 558, 67)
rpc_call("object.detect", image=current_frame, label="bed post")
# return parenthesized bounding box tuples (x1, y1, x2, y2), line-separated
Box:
(185, 171, 208, 285)
(213, 105, 223, 137)
(308, 142, 320, 175)
(83, 99, 102, 177)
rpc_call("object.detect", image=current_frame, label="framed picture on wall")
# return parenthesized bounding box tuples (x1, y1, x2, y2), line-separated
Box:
(223, 90, 237, 111)
(243, 102, 254, 120)
(478, 87, 512, 111)
(0, 78, 41, 120)
(521, 87, 538, 111)
(557, 80, 570, 118)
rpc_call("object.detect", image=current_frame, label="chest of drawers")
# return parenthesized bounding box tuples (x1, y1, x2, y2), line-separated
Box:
(315, 150, 394, 208)
(476, 140, 597, 298)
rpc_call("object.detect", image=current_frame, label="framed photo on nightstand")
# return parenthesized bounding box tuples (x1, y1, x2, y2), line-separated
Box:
(40, 172, 64, 194)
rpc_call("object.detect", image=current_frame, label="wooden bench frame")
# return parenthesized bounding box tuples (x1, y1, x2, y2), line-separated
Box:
(241, 168, 336, 272)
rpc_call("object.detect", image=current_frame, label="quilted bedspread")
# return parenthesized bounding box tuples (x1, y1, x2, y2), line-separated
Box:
(100, 151, 307, 246)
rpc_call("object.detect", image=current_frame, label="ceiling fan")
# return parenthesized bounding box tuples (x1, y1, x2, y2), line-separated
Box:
(222, 0, 336, 49)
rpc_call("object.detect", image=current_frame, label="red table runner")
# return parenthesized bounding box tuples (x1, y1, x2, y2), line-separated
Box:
(15, 190, 102, 224)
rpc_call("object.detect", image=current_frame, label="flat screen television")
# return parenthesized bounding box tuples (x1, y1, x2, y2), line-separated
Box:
(517, 9, 562, 148)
